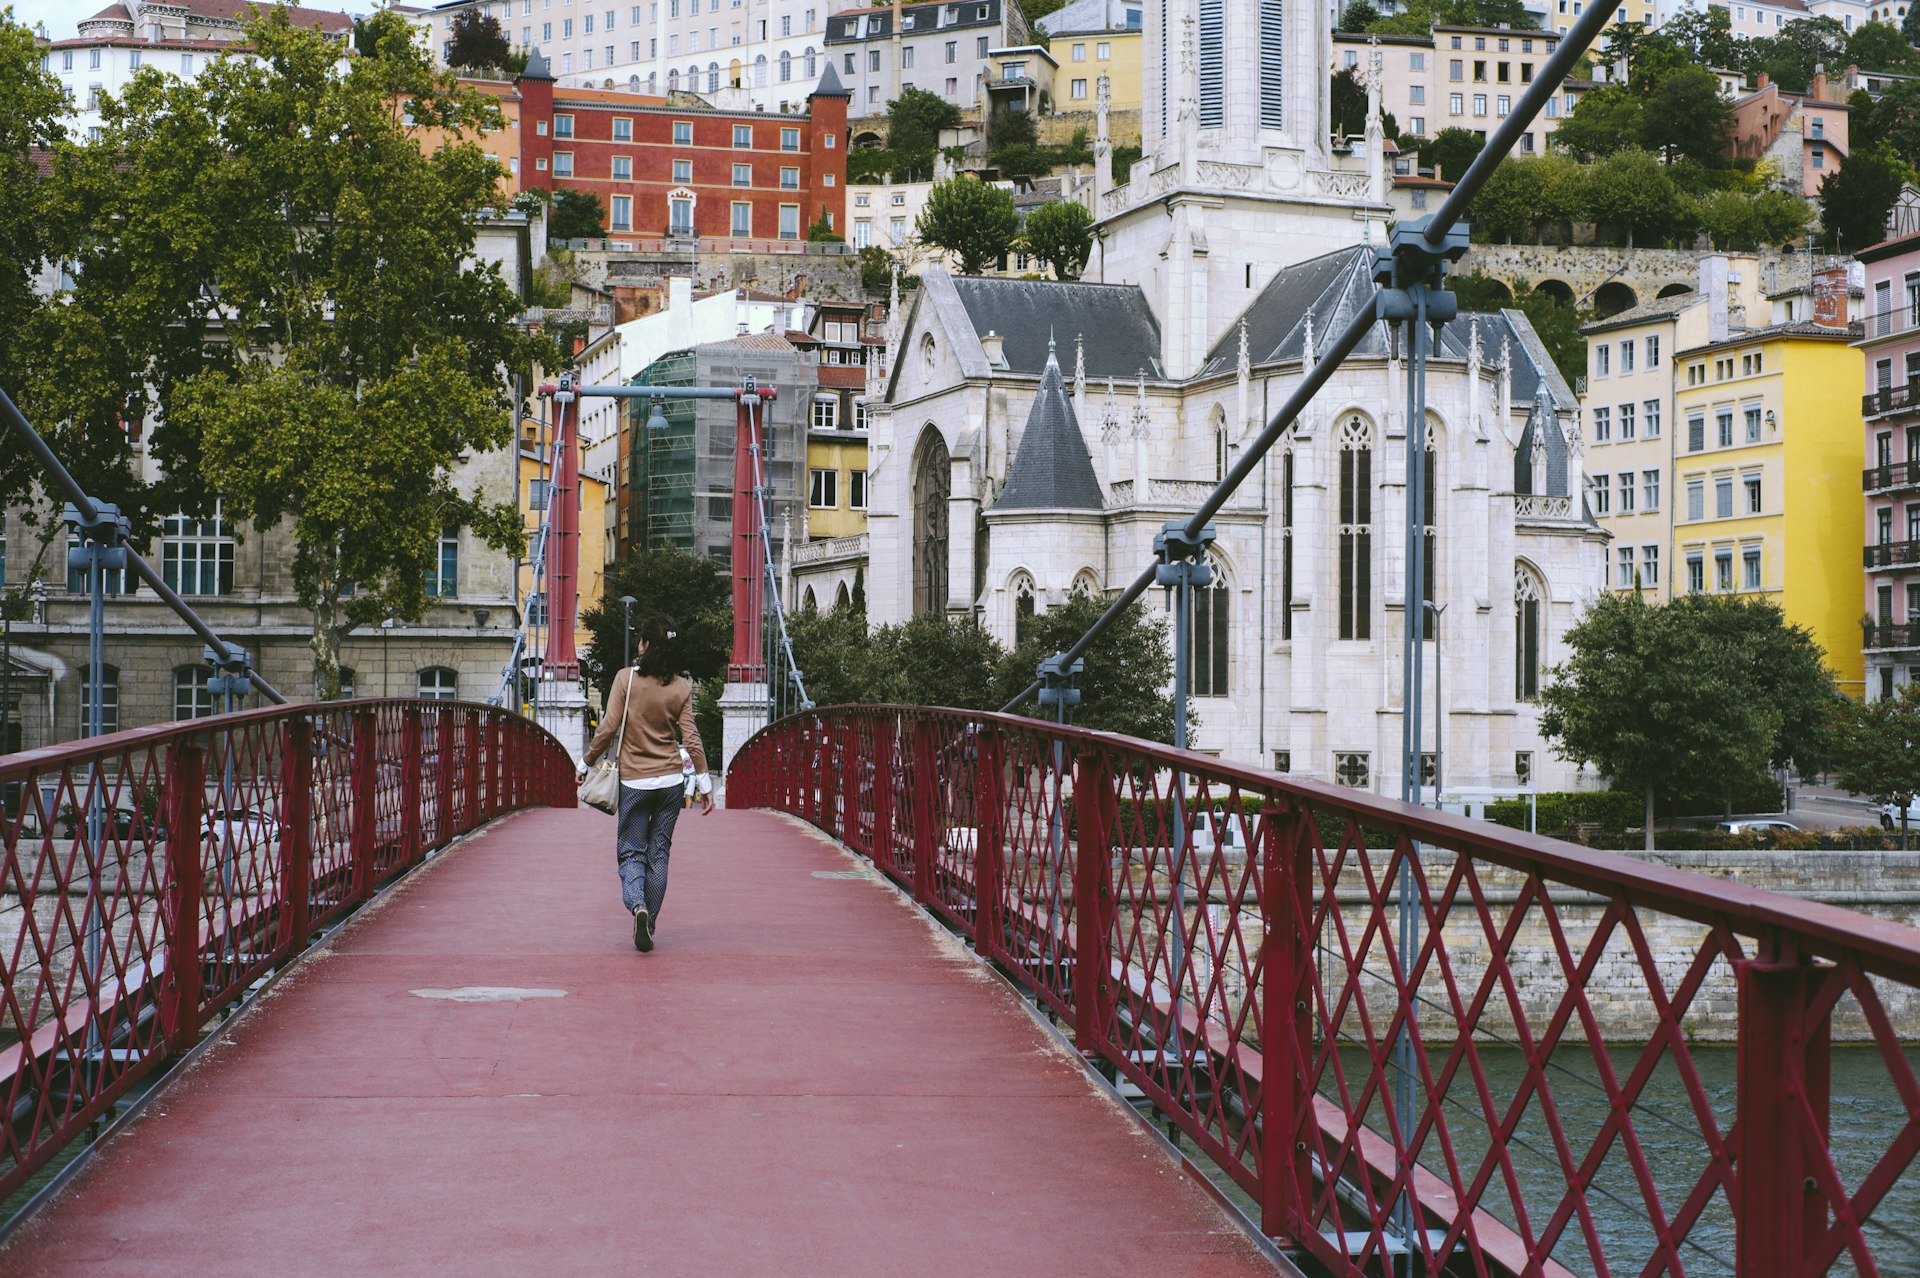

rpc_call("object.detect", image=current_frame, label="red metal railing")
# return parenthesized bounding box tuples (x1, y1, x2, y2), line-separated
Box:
(0, 700, 574, 1201)
(730, 707, 1920, 1278)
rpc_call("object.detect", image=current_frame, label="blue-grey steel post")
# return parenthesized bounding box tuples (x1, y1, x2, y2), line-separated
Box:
(1375, 212, 1465, 1274)
(206, 644, 252, 959)
(65, 500, 126, 1077)
(1154, 520, 1213, 1075)
(1037, 653, 1082, 910)
(1427, 600, 1447, 803)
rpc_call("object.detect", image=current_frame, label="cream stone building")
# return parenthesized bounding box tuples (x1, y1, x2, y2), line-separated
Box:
(854, 0, 1610, 799)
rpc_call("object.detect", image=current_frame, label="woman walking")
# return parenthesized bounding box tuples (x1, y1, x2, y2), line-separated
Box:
(579, 616, 714, 951)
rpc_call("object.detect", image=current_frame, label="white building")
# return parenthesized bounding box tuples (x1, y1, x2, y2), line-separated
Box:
(822, 0, 1032, 117)
(858, 0, 1609, 798)
(45, 1, 353, 136)
(419, 0, 842, 113)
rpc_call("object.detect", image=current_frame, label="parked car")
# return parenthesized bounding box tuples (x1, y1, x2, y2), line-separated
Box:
(202, 808, 284, 846)
(1880, 800, 1920, 831)
(1714, 818, 1800, 838)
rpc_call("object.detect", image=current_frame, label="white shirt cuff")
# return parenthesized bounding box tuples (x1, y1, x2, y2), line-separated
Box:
(694, 773, 713, 795)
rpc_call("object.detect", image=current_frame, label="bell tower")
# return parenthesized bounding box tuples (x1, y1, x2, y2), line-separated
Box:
(1097, 0, 1380, 380)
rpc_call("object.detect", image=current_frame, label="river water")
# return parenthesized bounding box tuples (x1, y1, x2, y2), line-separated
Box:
(1172, 1045, 1919, 1276)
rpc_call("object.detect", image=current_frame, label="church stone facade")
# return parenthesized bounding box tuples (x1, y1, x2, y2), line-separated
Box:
(847, 0, 1610, 798)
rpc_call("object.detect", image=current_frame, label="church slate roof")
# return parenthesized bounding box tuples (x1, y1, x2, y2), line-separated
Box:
(992, 340, 1105, 512)
(948, 277, 1163, 379)
(1198, 244, 1568, 411)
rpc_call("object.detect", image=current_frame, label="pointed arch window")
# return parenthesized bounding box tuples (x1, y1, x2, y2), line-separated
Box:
(1214, 417, 1229, 482)
(1012, 572, 1037, 644)
(912, 430, 950, 616)
(1192, 553, 1229, 696)
(1338, 415, 1373, 641)
(1515, 566, 1543, 701)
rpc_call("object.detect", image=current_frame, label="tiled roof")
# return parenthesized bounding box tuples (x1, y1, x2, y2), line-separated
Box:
(701, 331, 795, 352)
(993, 340, 1103, 511)
(1579, 292, 1700, 334)
(948, 276, 1162, 379)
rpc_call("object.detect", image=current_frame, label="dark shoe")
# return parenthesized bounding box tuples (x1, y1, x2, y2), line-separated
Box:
(633, 906, 653, 952)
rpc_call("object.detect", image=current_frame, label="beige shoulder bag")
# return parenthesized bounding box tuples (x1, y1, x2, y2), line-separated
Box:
(578, 670, 633, 814)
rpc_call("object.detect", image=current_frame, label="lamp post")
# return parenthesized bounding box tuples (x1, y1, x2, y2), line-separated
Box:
(620, 594, 637, 667)
(381, 617, 395, 697)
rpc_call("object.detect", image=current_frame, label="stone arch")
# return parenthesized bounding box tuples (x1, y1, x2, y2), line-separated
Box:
(802, 586, 818, 612)
(1535, 278, 1575, 307)
(834, 581, 852, 611)
(1210, 403, 1230, 480)
(729, 57, 743, 88)
(853, 130, 885, 149)
(1657, 282, 1694, 298)
(912, 426, 950, 616)
(1479, 278, 1514, 304)
(1592, 281, 1637, 319)
(1070, 568, 1100, 598)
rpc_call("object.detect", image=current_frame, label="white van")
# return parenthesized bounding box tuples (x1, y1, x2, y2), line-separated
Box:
(1881, 799, 1920, 830)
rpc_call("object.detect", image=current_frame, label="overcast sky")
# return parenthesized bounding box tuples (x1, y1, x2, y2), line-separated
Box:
(6, 1, 368, 42)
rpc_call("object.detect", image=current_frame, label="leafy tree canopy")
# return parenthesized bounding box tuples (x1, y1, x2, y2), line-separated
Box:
(1663, 4, 1743, 71)
(445, 9, 513, 73)
(998, 592, 1181, 742)
(1338, 0, 1381, 31)
(1869, 78, 1920, 166)
(1639, 65, 1732, 167)
(1449, 272, 1591, 386)
(549, 188, 607, 240)
(1020, 199, 1094, 280)
(1846, 19, 1920, 73)
(581, 546, 734, 700)
(1364, 0, 1538, 34)
(1540, 592, 1836, 848)
(0, 14, 74, 512)
(886, 87, 961, 182)
(1749, 15, 1848, 93)
(39, 8, 548, 697)
(1582, 147, 1688, 246)
(1822, 139, 1912, 250)
(916, 176, 1019, 274)
(1831, 680, 1920, 847)
(1419, 127, 1485, 183)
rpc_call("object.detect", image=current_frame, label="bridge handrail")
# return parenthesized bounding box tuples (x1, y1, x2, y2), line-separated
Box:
(729, 705, 1920, 1277)
(0, 698, 575, 1207)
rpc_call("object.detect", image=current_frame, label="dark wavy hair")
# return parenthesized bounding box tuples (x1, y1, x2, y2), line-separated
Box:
(634, 614, 679, 685)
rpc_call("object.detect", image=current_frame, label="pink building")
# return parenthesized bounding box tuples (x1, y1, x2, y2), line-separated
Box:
(1856, 233, 1920, 700)
(1727, 71, 1850, 198)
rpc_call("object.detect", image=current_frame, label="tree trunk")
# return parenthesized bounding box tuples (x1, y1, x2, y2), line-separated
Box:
(309, 591, 345, 702)
(1644, 781, 1656, 854)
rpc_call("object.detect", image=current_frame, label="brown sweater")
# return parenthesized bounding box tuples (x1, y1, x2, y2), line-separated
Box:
(583, 669, 709, 780)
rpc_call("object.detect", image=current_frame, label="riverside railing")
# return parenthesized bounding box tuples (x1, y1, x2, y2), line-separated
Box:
(0, 699, 574, 1205)
(730, 706, 1920, 1278)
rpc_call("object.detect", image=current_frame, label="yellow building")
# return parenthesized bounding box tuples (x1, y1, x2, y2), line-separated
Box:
(517, 430, 610, 643)
(1036, 0, 1144, 115)
(1671, 324, 1867, 692)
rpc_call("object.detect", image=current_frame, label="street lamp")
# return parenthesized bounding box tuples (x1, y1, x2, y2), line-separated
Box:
(381, 617, 395, 697)
(620, 594, 637, 667)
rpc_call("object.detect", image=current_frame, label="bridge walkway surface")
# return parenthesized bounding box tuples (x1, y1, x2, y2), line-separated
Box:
(0, 805, 1283, 1277)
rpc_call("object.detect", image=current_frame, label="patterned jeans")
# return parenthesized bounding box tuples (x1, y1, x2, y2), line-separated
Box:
(615, 784, 681, 919)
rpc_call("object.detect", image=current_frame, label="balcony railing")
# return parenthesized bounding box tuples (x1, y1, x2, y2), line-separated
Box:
(1864, 623, 1920, 651)
(1864, 458, 1920, 494)
(1864, 538, 1920, 569)
(1861, 301, 1920, 342)
(1862, 379, 1920, 417)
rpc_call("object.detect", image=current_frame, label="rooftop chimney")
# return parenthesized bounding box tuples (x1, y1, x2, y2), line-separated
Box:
(1702, 254, 1731, 344)
(980, 330, 1006, 368)
(667, 275, 692, 317)
(1812, 265, 1849, 329)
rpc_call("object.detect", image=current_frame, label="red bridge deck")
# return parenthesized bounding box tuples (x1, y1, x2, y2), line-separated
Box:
(0, 807, 1282, 1277)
